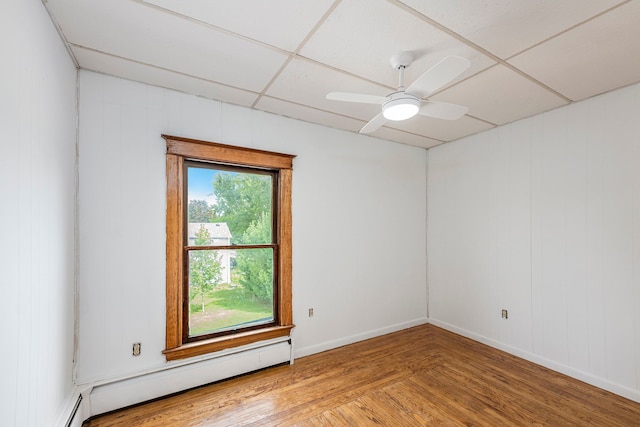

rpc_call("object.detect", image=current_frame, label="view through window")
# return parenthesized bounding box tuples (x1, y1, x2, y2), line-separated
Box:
(186, 163, 277, 338)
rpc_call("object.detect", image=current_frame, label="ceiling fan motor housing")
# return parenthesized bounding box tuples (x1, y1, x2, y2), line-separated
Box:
(383, 92, 420, 121)
(390, 51, 414, 70)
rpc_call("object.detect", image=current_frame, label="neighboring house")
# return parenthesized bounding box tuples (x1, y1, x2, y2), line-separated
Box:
(187, 222, 234, 284)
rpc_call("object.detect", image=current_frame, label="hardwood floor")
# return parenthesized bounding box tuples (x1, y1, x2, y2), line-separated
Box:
(83, 325, 640, 426)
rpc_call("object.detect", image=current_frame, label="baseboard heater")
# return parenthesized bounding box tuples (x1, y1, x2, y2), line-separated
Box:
(65, 394, 83, 427)
(89, 337, 292, 416)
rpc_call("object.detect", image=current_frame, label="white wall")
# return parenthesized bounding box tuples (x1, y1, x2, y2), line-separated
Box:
(0, 1, 78, 426)
(427, 82, 640, 402)
(76, 71, 427, 388)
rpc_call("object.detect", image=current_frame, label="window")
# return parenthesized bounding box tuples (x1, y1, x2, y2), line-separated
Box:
(163, 135, 295, 361)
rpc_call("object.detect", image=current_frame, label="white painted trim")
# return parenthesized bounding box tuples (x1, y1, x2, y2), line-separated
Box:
(429, 318, 640, 404)
(424, 149, 430, 319)
(294, 317, 429, 358)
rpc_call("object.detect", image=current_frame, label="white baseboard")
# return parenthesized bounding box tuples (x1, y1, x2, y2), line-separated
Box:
(294, 317, 429, 359)
(429, 318, 640, 404)
(87, 339, 291, 417)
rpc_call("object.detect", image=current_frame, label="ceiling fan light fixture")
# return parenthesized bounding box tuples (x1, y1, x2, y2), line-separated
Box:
(382, 96, 420, 121)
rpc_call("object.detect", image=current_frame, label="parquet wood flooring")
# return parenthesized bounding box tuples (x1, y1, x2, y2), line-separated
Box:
(83, 324, 640, 426)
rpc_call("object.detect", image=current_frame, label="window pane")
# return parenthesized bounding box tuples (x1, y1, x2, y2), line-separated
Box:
(188, 248, 274, 337)
(187, 165, 273, 246)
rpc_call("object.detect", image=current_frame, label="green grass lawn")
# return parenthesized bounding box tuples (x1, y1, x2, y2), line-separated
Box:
(189, 283, 273, 336)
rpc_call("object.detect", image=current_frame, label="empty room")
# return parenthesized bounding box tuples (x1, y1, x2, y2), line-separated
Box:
(2, 1, 640, 426)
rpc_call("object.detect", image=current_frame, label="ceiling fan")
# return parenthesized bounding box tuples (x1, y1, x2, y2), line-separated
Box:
(326, 52, 471, 134)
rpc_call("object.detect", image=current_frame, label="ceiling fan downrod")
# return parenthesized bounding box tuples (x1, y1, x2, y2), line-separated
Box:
(397, 65, 406, 90)
(390, 51, 414, 90)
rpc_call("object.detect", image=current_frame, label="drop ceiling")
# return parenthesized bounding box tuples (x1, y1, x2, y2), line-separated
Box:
(44, 0, 640, 149)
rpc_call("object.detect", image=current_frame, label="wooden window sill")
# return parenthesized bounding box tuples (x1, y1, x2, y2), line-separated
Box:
(162, 325, 295, 361)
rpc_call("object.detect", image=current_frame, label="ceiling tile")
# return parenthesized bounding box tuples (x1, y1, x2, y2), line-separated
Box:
(431, 65, 568, 125)
(72, 47, 259, 107)
(367, 127, 443, 149)
(299, 0, 495, 90)
(256, 96, 367, 133)
(385, 115, 495, 142)
(265, 58, 389, 122)
(508, 1, 640, 101)
(48, 0, 289, 92)
(399, 0, 625, 59)
(140, 0, 335, 52)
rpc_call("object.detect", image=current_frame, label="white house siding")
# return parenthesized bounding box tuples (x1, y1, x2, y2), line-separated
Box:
(188, 222, 233, 284)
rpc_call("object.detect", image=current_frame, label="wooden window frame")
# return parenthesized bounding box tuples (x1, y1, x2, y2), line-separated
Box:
(162, 135, 295, 361)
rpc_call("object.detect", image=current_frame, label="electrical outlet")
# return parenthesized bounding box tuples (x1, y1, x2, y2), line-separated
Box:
(308, 308, 314, 317)
(132, 342, 141, 356)
(501, 309, 508, 319)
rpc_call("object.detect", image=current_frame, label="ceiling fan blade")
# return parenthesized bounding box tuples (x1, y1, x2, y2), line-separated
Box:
(359, 112, 387, 134)
(406, 56, 471, 98)
(327, 92, 387, 104)
(418, 101, 468, 120)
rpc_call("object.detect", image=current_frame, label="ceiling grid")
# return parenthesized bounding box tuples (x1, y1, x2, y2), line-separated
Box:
(43, 0, 640, 148)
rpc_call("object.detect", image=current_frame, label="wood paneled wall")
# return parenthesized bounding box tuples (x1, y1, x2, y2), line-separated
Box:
(0, 1, 78, 425)
(428, 82, 640, 402)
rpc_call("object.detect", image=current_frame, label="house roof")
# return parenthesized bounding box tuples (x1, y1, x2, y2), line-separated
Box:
(188, 223, 232, 240)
